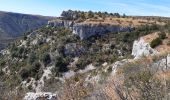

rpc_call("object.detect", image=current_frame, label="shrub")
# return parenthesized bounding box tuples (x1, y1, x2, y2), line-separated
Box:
(88, 11, 94, 18)
(19, 68, 30, 80)
(158, 32, 166, 39)
(55, 56, 69, 73)
(150, 38, 162, 48)
(28, 52, 37, 64)
(11, 46, 27, 58)
(0, 69, 4, 76)
(0, 60, 5, 67)
(76, 57, 91, 70)
(41, 53, 51, 66)
(30, 62, 41, 77)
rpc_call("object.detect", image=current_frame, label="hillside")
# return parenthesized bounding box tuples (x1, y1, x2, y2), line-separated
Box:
(0, 10, 170, 100)
(0, 11, 53, 50)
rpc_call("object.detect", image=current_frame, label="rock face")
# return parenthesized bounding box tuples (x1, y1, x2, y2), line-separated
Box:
(132, 38, 158, 59)
(48, 20, 73, 29)
(48, 20, 132, 39)
(72, 23, 131, 39)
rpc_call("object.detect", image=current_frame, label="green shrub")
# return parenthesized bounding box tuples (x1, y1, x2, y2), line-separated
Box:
(30, 62, 41, 77)
(55, 56, 69, 73)
(41, 53, 51, 66)
(150, 38, 162, 48)
(11, 46, 27, 58)
(28, 52, 37, 64)
(76, 57, 91, 70)
(88, 11, 94, 18)
(158, 32, 166, 39)
(19, 68, 30, 80)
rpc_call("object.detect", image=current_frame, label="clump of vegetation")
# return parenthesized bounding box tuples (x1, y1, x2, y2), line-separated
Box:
(41, 53, 51, 66)
(150, 37, 162, 48)
(158, 32, 166, 39)
(19, 61, 42, 80)
(61, 10, 123, 20)
(55, 56, 69, 73)
(114, 56, 169, 100)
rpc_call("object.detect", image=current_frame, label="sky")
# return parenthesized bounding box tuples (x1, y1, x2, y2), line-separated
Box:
(0, 0, 170, 17)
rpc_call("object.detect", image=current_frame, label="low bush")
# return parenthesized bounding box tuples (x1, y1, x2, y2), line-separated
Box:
(150, 37, 162, 48)
(19, 68, 30, 80)
(54, 56, 69, 74)
(158, 32, 166, 39)
(41, 53, 51, 66)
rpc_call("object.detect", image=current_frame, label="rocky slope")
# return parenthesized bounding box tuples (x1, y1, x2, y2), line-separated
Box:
(0, 11, 53, 49)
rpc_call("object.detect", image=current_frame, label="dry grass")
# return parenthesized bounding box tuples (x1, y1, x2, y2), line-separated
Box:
(80, 17, 166, 27)
(142, 32, 170, 55)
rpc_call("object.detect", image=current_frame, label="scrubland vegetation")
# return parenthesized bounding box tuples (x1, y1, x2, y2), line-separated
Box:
(1, 10, 170, 99)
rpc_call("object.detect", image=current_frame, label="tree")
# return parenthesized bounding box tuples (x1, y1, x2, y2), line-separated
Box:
(80, 12, 86, 19)
(122, 13, 126, 18)
(88, 11, 94, 18)
(114, 13, 120, 18)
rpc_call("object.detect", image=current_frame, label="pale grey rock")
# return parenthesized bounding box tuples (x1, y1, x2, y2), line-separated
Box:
(111, 59, 132, 75)
(152, 54, 170, 71)
(167, 54, 170, 67)
(78, 64, 96, 74)
(63, 71, 75, 78)
(24, 92, 57, 100)
(132, 38, 158, 59)
(72, 23, 131, 39)
(47, 20, 73, 29)
(0, 49, 10, 55)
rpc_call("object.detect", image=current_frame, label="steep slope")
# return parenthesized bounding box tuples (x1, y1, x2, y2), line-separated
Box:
(0, 24, 165, 99)
(0, 11, 53, 49)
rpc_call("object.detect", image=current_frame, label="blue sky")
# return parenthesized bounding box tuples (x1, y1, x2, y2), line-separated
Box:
(0, 0, 170, 17)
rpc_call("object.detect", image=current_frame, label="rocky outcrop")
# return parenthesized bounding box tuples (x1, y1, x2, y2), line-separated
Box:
(72, 23, 131, 39)
(47, 20, 74, 29)
(48, 20, 132, 39)
(132, 38, 158, 59)
(151, 54, 170, 70)
(24, 92, 57, 100)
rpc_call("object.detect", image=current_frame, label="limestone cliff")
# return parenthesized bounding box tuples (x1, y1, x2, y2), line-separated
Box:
(48, 20, 132, 39)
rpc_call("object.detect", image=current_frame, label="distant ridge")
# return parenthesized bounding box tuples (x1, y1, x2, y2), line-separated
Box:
(0, 11, 54, 50)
